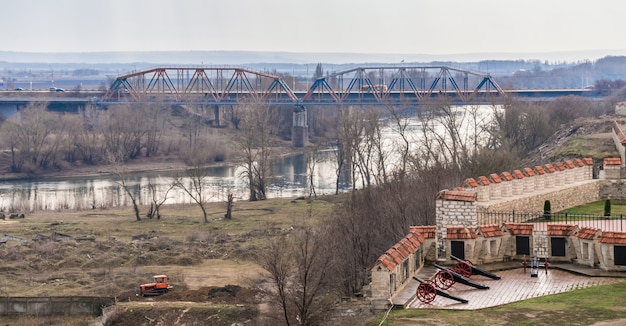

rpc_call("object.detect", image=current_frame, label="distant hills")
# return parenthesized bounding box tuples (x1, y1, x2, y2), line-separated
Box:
(1, 49, 626, 66)
(2, 50, 626, 90)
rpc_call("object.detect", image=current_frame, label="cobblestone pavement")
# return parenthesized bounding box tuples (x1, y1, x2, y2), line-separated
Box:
(406, 268, 622, 310)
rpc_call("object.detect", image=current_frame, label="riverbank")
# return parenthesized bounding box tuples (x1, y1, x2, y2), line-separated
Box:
(0, 145, 305, 182)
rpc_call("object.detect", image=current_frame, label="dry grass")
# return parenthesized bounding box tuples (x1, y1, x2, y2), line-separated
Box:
(0, 197, 335, 298)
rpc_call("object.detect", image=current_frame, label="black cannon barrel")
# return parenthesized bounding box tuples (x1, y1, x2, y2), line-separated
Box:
(450, 255, 502, 280)
(433, 264, 490, 290)
(412, 277, 469, 304)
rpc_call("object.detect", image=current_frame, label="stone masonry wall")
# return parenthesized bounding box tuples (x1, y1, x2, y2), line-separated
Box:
(532, 230, 549, 257)
(477, 180, 601, 215)
(600, 180, 626, 200)
(0, 296, 114, 316)
(435, 199, 476, 259)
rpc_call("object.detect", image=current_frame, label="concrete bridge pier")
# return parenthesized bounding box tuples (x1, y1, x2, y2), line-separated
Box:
(292, 105, 308, 148)
(213, 105, 221, 127)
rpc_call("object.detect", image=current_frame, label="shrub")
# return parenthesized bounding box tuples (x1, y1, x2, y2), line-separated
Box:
(604, 199, 611, 217)
(543, 200, 551, 219)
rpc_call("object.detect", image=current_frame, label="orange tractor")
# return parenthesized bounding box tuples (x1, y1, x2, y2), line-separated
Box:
(137, 275, 172, 296)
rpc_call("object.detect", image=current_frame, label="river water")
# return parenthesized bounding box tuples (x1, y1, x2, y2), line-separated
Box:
(0, 105, 497, 212)
(0, 150, 345, 212)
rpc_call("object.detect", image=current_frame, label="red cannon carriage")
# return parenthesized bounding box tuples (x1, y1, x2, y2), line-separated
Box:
(412, 276, 468, 304)
(450, 255, 502, 280)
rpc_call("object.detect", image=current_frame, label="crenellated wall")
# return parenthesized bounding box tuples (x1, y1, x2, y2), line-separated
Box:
(478, 181, 600, 216)
(463, 159, 594, 205)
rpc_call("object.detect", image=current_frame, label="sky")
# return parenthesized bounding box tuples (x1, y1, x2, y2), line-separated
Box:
(1, 0, 625, 59)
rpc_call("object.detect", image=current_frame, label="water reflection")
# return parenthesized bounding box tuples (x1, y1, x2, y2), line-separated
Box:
(0, 151, 342, 212)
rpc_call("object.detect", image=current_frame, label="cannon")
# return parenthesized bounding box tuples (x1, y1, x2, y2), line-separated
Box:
(412, 276, 468, 304)
(433, 264, 489, 290)
(450, 255, 502, 280)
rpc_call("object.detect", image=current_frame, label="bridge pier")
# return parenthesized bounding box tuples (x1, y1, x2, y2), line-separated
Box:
(213, 105, 221, 127)
(291, 105, 308, 148)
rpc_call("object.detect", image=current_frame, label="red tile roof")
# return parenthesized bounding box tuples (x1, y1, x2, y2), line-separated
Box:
(547, 224, 577, 236)
(478, 224, 504, 237)
(583, 158, 593, 165)
(565, 160, 576, 169)
(478, 176, 490, 185)
(604, 157, 622, 165)
(447, 226, 478, 239)
(535, 166, 546, 175)
(405, 231, 425, 248)
(399, 238, 417, 253)
(513, 170, 525, 179)
(600, 231, 626, 244)
(576, 227, 600, 240)
(523, 167, 536, 177)
(373, 227, 427, 271)
(555, 162, 566, 171)
(504, 223, 533, 235)
(435, 189, 477, 202)
(462, 178, 479, 188)
(545, 164, 556, 173)
(489, 173, 502, 183)
(375, 254, 396, 271)
(386, 248, 405, 265)
(574, 159, 585, 167)
(393, 242, 411, 258)
(411, 226, 436, 239)
(501, 171, 513, 181)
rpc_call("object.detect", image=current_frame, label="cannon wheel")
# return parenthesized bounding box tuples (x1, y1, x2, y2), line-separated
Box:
(434, 270, 454, 290)
(453, 261, 473, 278)
(416, 280, 437, 303)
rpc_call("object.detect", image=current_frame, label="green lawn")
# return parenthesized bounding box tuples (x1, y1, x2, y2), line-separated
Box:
(560, 199, 626, 216)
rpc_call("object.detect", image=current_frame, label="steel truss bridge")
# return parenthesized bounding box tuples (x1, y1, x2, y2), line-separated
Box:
(102, 65, 506, 106)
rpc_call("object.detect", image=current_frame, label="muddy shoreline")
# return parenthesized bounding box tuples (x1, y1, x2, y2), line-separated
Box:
(0, 148, 305, 182)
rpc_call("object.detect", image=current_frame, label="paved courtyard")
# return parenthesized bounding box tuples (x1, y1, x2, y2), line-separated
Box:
(405, 267, 622, 310)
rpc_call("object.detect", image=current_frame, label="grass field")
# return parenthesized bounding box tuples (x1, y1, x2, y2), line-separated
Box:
(561, 199, 626, 216)
(0, 197, 336, 297)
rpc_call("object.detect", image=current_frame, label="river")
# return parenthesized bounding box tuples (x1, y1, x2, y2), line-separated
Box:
(0, 150, 345, 212)
(0, 105, 497, 212)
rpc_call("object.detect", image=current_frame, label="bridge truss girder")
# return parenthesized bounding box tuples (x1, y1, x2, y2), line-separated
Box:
(102, 65, 505, 106)
(301, 66, 505, 105)
(103, 67, 298, 104)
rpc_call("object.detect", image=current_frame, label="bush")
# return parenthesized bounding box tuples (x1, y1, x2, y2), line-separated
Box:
(604, 199, 611, 217)
(543, 200, 551, 219)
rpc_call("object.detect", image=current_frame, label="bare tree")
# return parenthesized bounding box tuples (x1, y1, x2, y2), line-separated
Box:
(386, 104, 413, 177)
(0, 103, 64, 172)
(175, 166, 212, 223)
(99, 105, 148, 162)
(258, 232, 293, 325)
(236, 104, 274, 201)
(110, 160, 141, 221)
(258, 225, 336, 326)
(291, 227, 335, 325)
(224, 192, 234, 220)
(146, 179, 176, 219)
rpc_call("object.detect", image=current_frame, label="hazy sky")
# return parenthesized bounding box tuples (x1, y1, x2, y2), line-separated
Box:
(1, 0, 624, 56)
